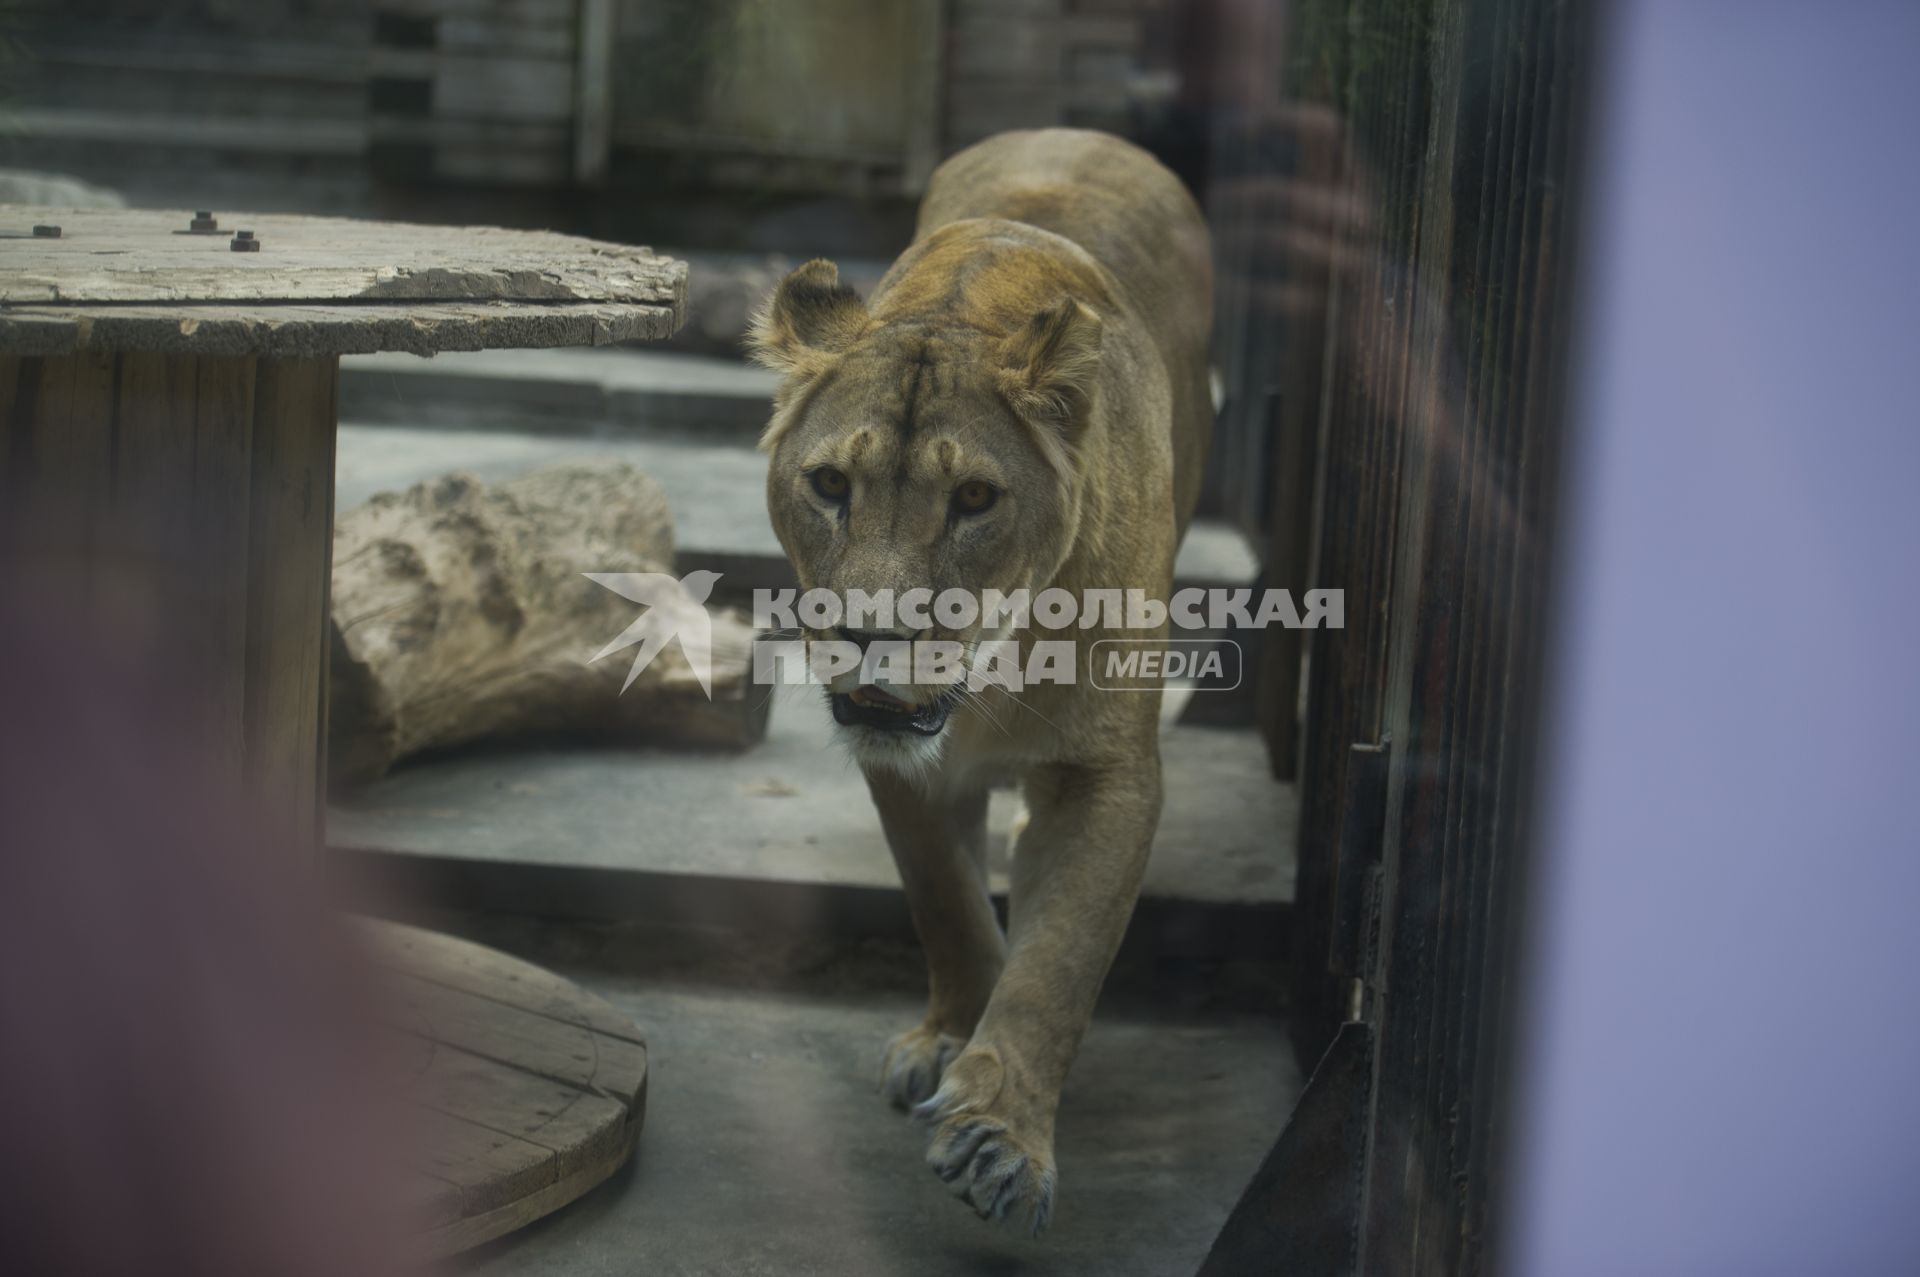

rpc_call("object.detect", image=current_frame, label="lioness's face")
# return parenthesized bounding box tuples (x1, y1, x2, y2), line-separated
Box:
(751, 259, 1101, 770)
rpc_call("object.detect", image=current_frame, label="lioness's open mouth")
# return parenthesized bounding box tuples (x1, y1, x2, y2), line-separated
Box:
(831, 684, 955, 736)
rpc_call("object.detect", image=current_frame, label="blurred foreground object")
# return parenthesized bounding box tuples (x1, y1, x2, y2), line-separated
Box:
(329, 462, 769, 787)
(0, 583, 408, 1277)
(0, 574, 654, 1269)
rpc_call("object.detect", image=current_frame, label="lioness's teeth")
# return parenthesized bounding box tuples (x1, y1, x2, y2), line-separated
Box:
(851, 686, 914, 713)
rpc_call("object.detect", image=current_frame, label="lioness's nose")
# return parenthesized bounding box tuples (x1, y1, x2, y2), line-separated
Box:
(836, 626, 923, 652)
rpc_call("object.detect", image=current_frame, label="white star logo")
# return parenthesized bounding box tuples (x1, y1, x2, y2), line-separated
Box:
(584, 569, 724, 699)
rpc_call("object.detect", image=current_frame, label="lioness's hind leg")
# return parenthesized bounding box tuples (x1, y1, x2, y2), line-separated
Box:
(881, 1022, 966, 1108)
(865, 774, 1005, 1108)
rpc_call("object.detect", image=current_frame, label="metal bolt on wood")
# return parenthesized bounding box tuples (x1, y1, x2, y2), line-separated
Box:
(32, 224, 60, 238)
(231, 230, 259, 252)
(189, 211, 220, 234)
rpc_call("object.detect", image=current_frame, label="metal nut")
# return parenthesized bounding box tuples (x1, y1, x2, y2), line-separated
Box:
(230, 230, 259, 253)
(32, 224, 61, 238)
(189, 210, 219, 234)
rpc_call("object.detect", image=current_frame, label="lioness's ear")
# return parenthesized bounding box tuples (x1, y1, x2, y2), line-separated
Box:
(748, 259, 870, 374)
(997, 299, 1103, 426)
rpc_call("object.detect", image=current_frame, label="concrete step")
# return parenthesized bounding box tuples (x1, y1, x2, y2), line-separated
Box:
(341, 347, 781, 443)
(336, 420, 1262, 593)
(329, 684, 1296, 961)
(331, 684, 1294, 904)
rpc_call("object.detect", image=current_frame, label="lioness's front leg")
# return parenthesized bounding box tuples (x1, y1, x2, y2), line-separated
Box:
(866, 770, 1007, 1108)
(915, 755, 1161, 1233)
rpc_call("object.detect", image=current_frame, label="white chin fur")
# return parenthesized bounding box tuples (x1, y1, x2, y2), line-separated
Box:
(837, 721, 948, 782)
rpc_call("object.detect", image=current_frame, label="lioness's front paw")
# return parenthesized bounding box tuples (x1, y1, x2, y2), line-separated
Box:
(912, 1047, 1057, 1235)
(922, 1112, 1057, 1234)
(880, 1024, 965, 1110)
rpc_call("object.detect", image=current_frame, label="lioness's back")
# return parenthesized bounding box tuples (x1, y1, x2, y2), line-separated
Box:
(915, 129, 1211, 345)
(914, 128, 1212, 530)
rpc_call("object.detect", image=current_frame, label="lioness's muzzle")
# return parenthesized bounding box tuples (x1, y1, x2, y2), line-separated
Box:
(831, 685, 955, 736)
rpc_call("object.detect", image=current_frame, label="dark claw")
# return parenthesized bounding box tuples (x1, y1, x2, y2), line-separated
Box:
(991, 1168, 1027, 1220)
(970, 1147, 1000, 1182)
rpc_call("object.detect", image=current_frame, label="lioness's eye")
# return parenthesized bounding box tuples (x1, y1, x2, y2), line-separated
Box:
(953, 480, 998, 515)
(811, 467, 850, 502)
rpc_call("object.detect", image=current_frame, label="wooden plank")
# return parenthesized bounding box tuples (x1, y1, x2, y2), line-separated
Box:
(610, 120, 903, 166)
(22, 62, 368, 123)
(359, 920, 646, 1257)
(0, 299, 681, 360)
(109, 352, 201, 620)
(0, 207, 684, 308)
(1061, 14, 1139, 46)
(377, 0, 574, 19)
(382, 1002, 441, 1085)
(950, 10, 1061, 78)
(3, 108, 366, 157)
(413, 1106, 556, 1214)
(30, 41, 368, 83)
(399, 1171, 463, 1232)
(314, 362, 339, 818)
(112, 352, 199, 556)
(951, 0, 1061, 16)
(369, 50, 576, 124)
(192, 357, 259, 788)
(945, 80, 1066, 146)
(901, 0, 946, 192)
(432, 147, 572, 186)
(28, 7, 370, 46)
(368, 116, 568, 149)
(392, 974, 648, 1105)
(442, 19, 578, 58)
(18, 353, 116, 572)
(573, 0, 617, 185)
(370, 46, 573, 74)
(0, 357, 21, 490)
(416, 1043, 633, 1177)
(363, 921, 648, 1047)
(243, 357, 338, 848)
(418, 1134, 634, 1258)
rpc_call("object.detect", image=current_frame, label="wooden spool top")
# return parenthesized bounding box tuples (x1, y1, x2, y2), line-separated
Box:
(0, 206, 687, 358)
(360, 919, 650, 1258)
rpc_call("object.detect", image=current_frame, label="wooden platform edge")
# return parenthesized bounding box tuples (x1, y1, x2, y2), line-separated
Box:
(0, 300, 681, 359)
(359, 918, 651, 1257)
(418, 1088, 645, 1260)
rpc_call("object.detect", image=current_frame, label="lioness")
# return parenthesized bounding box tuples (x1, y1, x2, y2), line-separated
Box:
(750, 129, 1211, 1233)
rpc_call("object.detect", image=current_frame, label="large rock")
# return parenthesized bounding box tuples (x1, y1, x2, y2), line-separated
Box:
(329, 462, 768, 788)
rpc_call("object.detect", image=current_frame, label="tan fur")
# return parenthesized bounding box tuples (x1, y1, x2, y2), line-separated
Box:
(751, 129, 1212, 1234)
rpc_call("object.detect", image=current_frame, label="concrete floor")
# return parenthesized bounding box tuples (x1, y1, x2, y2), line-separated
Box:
(426, 919, 1300, 1277)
